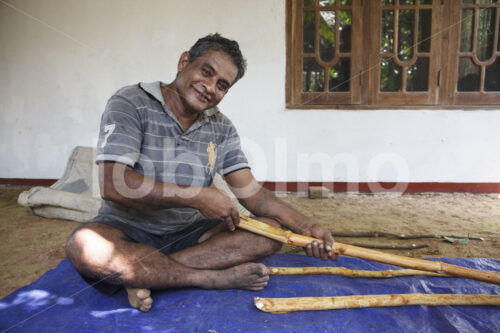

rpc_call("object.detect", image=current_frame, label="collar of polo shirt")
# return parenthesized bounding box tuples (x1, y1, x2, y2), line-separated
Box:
(140, 81, 220, 118)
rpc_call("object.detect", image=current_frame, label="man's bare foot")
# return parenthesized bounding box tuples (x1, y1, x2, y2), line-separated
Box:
(125, 263, 268, 311)
(126, 287, 153, 312)
(207, 263, 271, 291)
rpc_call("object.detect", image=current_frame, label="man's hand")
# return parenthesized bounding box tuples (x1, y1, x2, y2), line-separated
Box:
(302, 224, 338, 261)
(223, 168, 338, 257)
(197, 187, 240, 231)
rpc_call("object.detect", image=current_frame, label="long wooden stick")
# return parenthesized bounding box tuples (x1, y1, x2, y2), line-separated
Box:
(269, 266, 450, 278)
(331, 231, 484, 241)
(254, 294, 500, 313)
(238, 215, 500, 285)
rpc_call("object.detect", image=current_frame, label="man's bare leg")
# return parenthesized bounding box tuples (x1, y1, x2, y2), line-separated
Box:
(170, 217, 282, 269)
(125, 218, 281, 312)
(66, 218, 281, 312)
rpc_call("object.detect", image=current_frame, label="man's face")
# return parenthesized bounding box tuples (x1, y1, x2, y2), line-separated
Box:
(175, 49, 239, 113)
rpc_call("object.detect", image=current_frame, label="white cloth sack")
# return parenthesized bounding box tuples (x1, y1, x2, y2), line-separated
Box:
(18, 146, 101, 222)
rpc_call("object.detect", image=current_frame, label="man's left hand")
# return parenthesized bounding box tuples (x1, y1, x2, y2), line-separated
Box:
(302, 224, 338, 261)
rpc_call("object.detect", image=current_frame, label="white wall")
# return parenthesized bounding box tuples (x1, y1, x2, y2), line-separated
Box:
(1, 0, 499, 183)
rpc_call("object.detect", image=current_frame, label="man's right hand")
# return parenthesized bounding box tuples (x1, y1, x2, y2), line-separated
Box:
(196, 187, 240, 231)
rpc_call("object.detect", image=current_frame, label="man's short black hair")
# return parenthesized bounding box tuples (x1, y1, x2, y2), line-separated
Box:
(188, 33, 247, 84)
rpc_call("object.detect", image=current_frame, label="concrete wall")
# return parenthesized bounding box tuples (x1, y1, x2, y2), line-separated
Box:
(1, 0, 499, 183)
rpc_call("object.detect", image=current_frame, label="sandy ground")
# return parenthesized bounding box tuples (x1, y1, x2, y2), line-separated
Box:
(1, 185, 499, 299)
(279, 193, 500, 259)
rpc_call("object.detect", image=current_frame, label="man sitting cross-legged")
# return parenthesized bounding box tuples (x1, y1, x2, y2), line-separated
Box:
(65, 33, 337, 312)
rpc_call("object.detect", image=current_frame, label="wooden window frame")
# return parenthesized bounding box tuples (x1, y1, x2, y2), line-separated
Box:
(286, 0, 500, 109)
(442, 1, 500, 105)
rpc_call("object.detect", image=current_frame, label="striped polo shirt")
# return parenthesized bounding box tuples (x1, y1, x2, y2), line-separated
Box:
(94, 81, 249, 235)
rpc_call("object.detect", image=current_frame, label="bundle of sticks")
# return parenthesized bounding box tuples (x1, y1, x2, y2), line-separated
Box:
(237, 215, 500, 313)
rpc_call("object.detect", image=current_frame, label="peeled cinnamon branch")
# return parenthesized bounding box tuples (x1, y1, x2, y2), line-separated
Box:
(238, 215, 500, 285)
(254, 294, 500, 313)
(269, 266, 450, 278)
(331, 231, 484, 241)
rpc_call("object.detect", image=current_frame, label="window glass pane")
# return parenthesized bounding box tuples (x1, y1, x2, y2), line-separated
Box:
(319, 11, 336, 62)
(460, 9, 474, 52)
(476, 8, 495, 61)
(485, 58, 500, 91)
(498, 17, 500, 51)
(329, 58, 350, 91)
(400, 0, 415, 4)
(457, 58, 480, 91)
(380, 58, 402, 92)
(303, 11, 315, 53)
(419, 0, 432, 4)
(340, 0, 352, 5)
(478, 0, 497, 4)
(304, 0, 316, 7)
(303, 58, 325, 92)
(462, 0, 474, 3)
(382, 0, 394, 4)
(398, 10, 415, 61)
(381, 10, 394, 53)
(339, 11, 352, 52)
(320, 0, 335, 5)
(418, 10, 431, 52)
(407, 57, 429, 91)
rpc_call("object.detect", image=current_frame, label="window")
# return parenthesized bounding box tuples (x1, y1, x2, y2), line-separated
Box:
(286, 0, 500, 108)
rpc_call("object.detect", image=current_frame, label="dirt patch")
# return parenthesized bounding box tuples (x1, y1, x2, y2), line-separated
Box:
(0, 186, 80, 298)
(0, 186, 499, 299)
(278, 193, 500, 259)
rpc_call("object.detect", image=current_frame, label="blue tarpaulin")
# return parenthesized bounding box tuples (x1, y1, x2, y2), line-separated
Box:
(0, 254, 499, 332)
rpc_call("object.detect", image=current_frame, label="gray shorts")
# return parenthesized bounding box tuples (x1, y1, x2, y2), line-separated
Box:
(79, 217, 221, 295)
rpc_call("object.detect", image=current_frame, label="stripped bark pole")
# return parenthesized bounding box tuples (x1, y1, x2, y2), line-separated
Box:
(268, 266, 450, 278)
(331, 231, 484, 241)
(238, 215, 500, 285)
(253, 294, 500, 313)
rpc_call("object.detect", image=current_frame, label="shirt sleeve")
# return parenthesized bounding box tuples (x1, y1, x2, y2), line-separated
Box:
(95, 94, 143, 167)
(219, 120, 250, 176)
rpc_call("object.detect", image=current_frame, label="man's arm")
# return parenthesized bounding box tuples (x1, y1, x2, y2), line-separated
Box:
(224, 168, 336, 260)
(100, 162, 241, 229)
